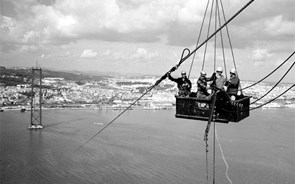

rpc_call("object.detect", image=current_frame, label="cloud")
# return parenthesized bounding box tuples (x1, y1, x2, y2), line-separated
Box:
(0, 0, 294, 83)
(101, 49, 111, 56)
(0, 16, 17, 43)
(20, 45, 40, 53)
(99, 47, 158, 62)
(80, 49, 97, 58)
(265, 15, 295, 36)
(0, 0, 209, 50)
(1, 0, 294, 52)
(250, 48, 273, 66)
(251, 49, 272, 61)
(132, 48, 158, 60)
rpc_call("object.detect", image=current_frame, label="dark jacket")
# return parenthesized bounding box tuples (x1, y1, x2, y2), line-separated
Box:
(168, 74, 192, 96)
(225, 75, 240, 95)
(197, 76, 209, 95)
(197, 73, 214, 96)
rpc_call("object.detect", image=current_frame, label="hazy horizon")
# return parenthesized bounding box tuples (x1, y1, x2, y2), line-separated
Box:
(2, 64, 294, 84)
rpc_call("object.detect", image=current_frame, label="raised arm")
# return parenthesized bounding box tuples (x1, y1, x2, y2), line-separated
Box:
(167, 73, 178, 83)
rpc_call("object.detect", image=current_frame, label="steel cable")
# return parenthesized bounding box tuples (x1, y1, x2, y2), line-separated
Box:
(188, 0, 210, 78)
(250, 60, 295, 105)
(216, 1, 228, 79)
(250, 84, 295, 111)
(202, 0, 215, 71)
(242, 51, 294, 90)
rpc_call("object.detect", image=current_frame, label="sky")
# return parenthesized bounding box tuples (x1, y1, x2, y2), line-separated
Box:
(0, 0, 294, 83)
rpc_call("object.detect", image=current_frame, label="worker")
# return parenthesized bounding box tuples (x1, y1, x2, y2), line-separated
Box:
(167, 71, 192, 97)
(225, 68, 240, 100)
(196, 71, 215, 99)
(215, 67, 226, 90)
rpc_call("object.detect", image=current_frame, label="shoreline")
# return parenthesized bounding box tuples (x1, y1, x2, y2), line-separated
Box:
(1, 104, 295, 112)
(0, 105, 175, 111)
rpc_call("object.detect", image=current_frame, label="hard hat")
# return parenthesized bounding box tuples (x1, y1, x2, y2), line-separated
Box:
(181, 71, 186, 75)
(200, 71, 206, 76)
(216, 67, 223, 72)
(230, 68, 236, 74)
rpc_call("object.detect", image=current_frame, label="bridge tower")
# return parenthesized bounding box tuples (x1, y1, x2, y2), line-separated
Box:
(28, 67, 43, 129)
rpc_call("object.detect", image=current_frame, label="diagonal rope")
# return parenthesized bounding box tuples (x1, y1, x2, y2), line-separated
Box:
(242, 51, 295, 90)
(250, 60, 295, 105)
(222, 83, 295, 113)
(75, 85, 155, 151)
(219, 83, 294, 114)
(250, 84, 295, 111)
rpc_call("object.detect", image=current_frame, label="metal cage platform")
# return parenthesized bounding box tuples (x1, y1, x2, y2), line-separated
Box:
(175, 94, 251, 123)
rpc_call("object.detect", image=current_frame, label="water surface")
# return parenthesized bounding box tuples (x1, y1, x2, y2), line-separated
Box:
(1, 108, 294, 184)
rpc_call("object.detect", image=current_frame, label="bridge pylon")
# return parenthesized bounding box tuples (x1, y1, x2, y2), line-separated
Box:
(28, 68, 43, 129)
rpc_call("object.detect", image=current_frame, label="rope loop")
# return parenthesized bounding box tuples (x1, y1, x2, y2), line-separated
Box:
(178, 48, 191, 67)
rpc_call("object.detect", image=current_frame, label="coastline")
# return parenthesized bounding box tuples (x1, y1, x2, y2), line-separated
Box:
(1, 103, 295, 113)
(0, 104, 175, 111)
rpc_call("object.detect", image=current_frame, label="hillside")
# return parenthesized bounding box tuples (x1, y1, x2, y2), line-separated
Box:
(0, 67, 107, 86)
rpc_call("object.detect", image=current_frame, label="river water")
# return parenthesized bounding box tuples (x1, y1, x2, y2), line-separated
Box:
(1, 108, 294, 184)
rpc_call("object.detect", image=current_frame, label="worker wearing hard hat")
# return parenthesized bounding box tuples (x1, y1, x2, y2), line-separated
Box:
(167, 71, 192, 97)
(215, 67, 226, 90)
(196, 71, 215, 99)
(225, 68, 240, 100)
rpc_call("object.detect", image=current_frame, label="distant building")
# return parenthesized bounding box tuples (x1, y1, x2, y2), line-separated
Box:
(17, 84, 30, 88)
(43, 77, 64, 84)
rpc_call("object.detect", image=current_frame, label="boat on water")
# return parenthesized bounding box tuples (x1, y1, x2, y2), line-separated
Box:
(28, 124, 43, 129)
(20, 107, 26, 112)
(262, 102, 282, 109)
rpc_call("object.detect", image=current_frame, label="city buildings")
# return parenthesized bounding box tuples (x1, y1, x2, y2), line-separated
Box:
(0, 76, 294, 110)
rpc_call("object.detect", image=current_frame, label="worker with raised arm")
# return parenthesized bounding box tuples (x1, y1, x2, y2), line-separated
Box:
(167, 71, 192, 97)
